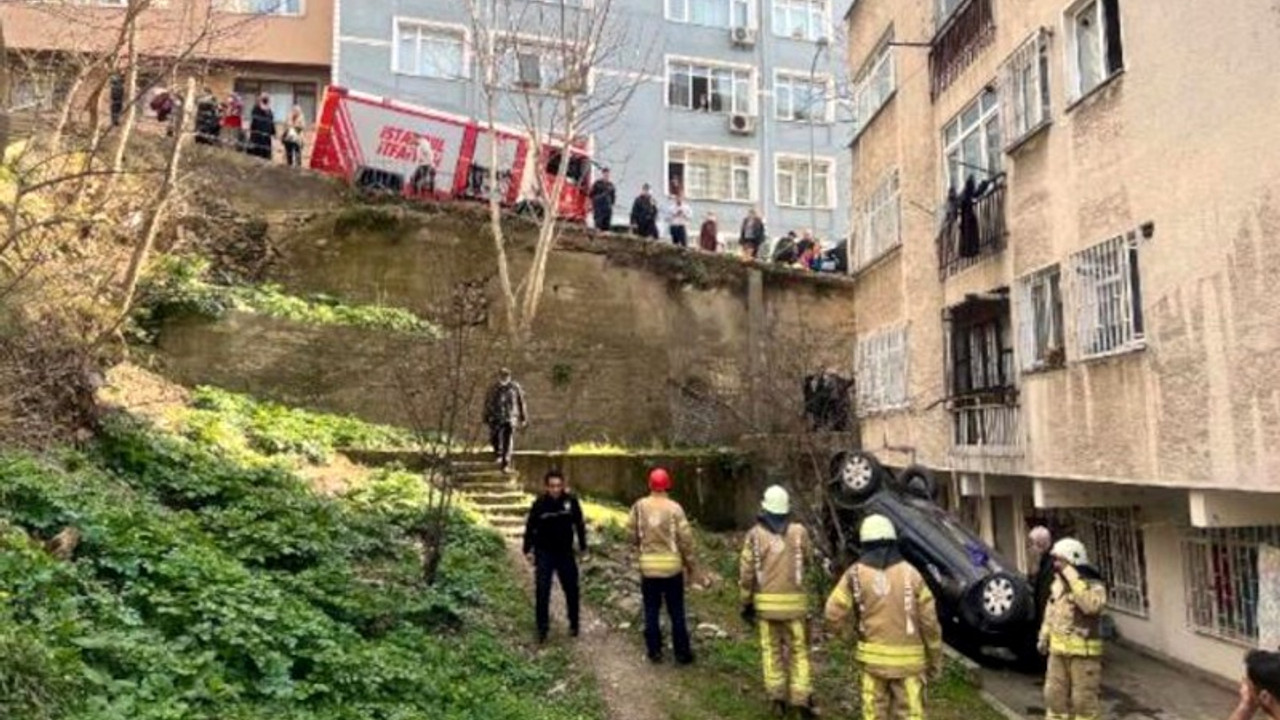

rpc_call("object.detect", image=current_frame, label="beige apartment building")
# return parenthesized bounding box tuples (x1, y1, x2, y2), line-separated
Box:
(843, 0, 1280, 679)
(2, 0, 332, 125)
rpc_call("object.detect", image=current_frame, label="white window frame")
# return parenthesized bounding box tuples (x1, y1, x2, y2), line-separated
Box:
(1016, 264, 1065, 371)
(850, 35, 895, 140)
(1063, 0, 1124, 103)
(1071, 507, 1149, 617)
(392, 18, 469, 81)
(667, 0, 755, 28)
(998, 29, 1051, 150)
(856, 325, 909, 415)
(771, 0, 830, 42)
(665, 56, 757, 116)
(774, 154, 834, 209)
(219, 0, 304, 15)
(773, 70, 832, 123)
(941, 87, 1001, 196)
(852, 168, 900, 271)
(665, 142, 758, 204)
(1070, 233, 1144, 359)
(1181, 526, 1280, 645)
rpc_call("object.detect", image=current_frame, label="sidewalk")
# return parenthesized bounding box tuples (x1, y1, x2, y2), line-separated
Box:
(979, 642, 1235, 720)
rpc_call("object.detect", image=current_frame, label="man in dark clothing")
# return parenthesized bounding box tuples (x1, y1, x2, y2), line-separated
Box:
(1029, 526, 1055, 626)
(194, 88, 222, 146)
(630, 183, 660, 239)
(589, 167, 617, 232)
(482, 367, 527, 471)
(523, 469, 587, 642)
(109, 73, 125, 127)
(247, 93, 276, 161)
(739, 207, 765, 259)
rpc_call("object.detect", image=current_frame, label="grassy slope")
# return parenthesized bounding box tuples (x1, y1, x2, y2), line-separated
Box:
(0, 388, 604, 720)
(580, 500, 1003, 720)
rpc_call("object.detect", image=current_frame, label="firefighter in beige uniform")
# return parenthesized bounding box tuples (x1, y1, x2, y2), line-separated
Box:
(1038, 537, 1107, 720)
(628, 467, 696, 664)
(825, 515, 942, 720)
(738, 485, 817, 718)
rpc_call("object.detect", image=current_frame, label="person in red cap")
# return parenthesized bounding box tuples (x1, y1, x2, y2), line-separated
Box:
(627, 467, 697, 665)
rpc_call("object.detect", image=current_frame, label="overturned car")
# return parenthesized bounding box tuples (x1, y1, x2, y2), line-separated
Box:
(824, 450, 1041, 664)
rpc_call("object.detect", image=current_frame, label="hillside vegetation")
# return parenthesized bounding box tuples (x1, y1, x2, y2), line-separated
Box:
(0, 388, 603, 720)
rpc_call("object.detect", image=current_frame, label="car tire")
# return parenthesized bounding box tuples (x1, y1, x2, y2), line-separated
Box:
(828, 451, 888, 509)
(970, 572, 1030, 629)
(895, 465, 940, 502)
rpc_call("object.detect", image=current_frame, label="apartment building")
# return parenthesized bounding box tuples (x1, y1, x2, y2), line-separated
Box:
(844, 0, 1280, 678)
(2, 0, 333, 125)
(333, 0, 848, 246)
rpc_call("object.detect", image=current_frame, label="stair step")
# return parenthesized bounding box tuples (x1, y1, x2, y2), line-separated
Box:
(454, 470, 517, 482)
(487, 515, 526, 528)
(457, 481, 522, 494)
(480, 504, 528, 518)
(468, 492, 529, 506)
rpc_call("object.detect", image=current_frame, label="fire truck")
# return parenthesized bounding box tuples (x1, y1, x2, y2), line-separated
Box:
(310, 86, 592, 221)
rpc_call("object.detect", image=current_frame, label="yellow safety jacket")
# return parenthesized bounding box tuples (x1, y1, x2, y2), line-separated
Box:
(825, 559, 942, 679)
(628, 493, 695, 579)
(738, 520, 811, 620)
(1039, 566, 1107, 657)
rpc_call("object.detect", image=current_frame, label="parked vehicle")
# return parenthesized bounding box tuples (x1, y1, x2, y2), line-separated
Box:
(310, 86, 592, 221)
(825, 450, 1041, 664)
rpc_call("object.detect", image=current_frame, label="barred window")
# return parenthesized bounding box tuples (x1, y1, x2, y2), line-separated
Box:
(1071, 508, 1148, 616)
(852, 169, 900, 271)
(856, 326, 908, 415)
(998, 29, 1051, 149)
(1070, 234, 1144, 358)
(1182, 526, 1280, 644)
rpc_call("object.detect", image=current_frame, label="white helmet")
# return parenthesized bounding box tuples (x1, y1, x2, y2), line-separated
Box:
(860, 514, 897, 543)
(1051, 537, 1089, 567)
(762, 485, 790, 515)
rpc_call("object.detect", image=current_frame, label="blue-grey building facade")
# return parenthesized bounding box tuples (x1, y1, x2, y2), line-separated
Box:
(333, 0, 849, 249)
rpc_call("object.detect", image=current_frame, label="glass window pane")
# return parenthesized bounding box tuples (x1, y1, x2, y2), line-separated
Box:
(1076, 1, 1102, 92)
(398, 30, 417, 74)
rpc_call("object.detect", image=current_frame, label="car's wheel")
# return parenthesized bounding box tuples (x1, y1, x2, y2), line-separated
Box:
(828, 451, 887, 509)
(973, 572, 1030, 627)
(896, 464, 940, 502)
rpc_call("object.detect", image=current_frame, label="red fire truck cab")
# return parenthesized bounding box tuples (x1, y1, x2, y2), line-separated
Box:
(310, 86, 591, 222)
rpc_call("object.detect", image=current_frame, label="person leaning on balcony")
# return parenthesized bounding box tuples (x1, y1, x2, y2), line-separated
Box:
(1229, 650, 1280, 720)
(1039, 537, 1108, 720)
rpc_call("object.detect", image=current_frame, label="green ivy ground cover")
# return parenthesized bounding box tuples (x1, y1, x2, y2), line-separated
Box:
(0, 407, 603, 720)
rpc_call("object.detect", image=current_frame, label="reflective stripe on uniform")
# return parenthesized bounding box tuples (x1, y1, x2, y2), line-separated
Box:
(755, 592, 808, 613)
(639, 552, 683, 576)
(855, 641, 928, 668)
(903, 676, 925, 720)
(1049, 633, 1103, 657)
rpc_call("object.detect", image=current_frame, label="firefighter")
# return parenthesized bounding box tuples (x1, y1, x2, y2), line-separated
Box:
(739, 485, 817, 718)
(825, 514, 942, 720)
(1038, 537, 1108, 720)
(628, 467, 696, 665)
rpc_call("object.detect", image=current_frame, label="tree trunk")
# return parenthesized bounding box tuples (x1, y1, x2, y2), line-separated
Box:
(107, 5, 141, 186)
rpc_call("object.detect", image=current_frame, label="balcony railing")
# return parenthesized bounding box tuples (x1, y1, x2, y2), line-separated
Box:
(952, 403, 1022, 454)
(937, 178, 1006, 279)
(929, 0, 996, 99)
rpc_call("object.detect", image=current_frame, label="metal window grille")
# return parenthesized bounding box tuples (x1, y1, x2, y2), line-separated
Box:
(1070, 508, 1149, 616)
(1070, 234, 1144, 358)
(952, 404, 1021, 449)
(1181, 526, 1280, 644)
(856, 326, 908, 415)
(1017, 265, 1064, 370)
(853, 169, 900, 270)
(998, 29, 1051, 150)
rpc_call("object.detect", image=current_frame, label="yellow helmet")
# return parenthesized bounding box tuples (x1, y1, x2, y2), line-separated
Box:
(860, 514, 897, 543)
(761, 485, 791, 515)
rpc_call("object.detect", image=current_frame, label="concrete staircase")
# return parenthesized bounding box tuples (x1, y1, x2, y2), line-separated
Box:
(450, 461, 529, 542)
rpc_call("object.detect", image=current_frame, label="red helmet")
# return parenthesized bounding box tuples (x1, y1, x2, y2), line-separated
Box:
(648, 467, 672, 493)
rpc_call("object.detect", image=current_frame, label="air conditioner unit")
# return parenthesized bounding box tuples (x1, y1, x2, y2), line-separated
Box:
(730, 26, 758, 47)
(728, 113, 756, 135)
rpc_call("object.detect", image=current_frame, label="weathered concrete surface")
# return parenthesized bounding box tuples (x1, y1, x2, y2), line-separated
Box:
(155, 206, 858, 448)
(979, 642, 1234, 720)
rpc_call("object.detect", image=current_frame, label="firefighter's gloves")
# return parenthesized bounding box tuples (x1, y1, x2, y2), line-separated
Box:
(1059, 563, 1080, 585)
(928, 660, 945, 682)
(740, 602, 757, 624)
(1037, 635, 1049, 656)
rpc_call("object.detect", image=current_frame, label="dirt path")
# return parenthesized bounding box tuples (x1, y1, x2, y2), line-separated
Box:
(504, 544, 673, 720)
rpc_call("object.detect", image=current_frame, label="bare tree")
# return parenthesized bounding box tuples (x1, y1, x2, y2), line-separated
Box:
(463, 0, 656, 344)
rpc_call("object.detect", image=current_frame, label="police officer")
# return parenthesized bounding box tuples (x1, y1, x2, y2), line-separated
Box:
(523, 469, 587, 643)
(1039, 537, 1107, 720)
(628, 467, 696, 665)
(739, 485, 817, 718)
(825, 514, 942, 720)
